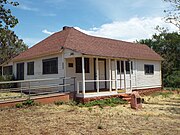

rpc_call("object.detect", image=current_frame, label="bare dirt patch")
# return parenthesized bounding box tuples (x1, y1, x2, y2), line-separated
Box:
(0, 93, 179, 135)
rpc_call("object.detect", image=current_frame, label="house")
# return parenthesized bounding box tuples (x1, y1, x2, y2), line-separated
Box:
(1, 26, 163, 100)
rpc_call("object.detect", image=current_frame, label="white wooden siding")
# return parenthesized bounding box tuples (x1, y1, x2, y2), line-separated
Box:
(11, 49, 162, 92)
(135, 59, 162, 89)
(13, 53, 64, 88)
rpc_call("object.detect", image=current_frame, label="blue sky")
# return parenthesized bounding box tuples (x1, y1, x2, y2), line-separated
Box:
(10, 0, 178, 47)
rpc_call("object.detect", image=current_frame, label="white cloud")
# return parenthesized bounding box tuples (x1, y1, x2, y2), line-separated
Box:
(75, 17, 178, 42)
(17, 4, 38, 11)
(42, 29, 55, 35)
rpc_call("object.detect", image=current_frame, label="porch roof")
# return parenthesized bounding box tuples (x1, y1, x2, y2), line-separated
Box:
(13, 26, 163, 62)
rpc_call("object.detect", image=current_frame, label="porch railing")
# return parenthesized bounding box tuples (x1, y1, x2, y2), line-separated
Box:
(0, 77, 76, 101)
(77, 80, 118, 94)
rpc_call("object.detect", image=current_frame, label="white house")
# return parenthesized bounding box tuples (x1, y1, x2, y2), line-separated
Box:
(1, 26, 163, 99)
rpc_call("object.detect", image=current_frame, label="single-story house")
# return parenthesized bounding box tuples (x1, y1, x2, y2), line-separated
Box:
(0, 26, 163, 99)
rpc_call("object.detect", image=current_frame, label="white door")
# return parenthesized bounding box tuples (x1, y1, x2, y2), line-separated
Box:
(98, 61, 106, 89)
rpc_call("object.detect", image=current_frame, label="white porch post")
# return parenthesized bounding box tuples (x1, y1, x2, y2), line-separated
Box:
(109, 59, 112, 92)
(119, 60, 122, 89)
(82, 56, 85, 94)
(96, 58, 99, 93)
(63, 56, 66, 92)
(115, 59, 118, 91)
(129, 61, 132, 91)
(123, 60, 126, 91)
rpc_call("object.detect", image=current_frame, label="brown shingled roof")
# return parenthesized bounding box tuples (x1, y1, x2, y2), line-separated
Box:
(13, 27, 163, 61)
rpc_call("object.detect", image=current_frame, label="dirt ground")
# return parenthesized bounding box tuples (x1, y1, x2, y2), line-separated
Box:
(0, 93, 179, 135)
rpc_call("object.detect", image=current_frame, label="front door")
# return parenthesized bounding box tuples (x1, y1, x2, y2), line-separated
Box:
(17, 63, 24, 80)
(98, 60, 106, 89)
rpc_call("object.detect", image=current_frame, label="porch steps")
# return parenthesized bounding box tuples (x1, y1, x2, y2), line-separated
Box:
(118, 93, 132, 102)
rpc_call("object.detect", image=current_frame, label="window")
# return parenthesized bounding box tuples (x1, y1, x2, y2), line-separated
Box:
(75, 57, 89, 73)
(118, 61, 133, 74)
(27, 62, 34, 75)
(117, 61, 120, 74)
(144, 64, 154, 75)
(3, 66, 13, 75)
(68, 63, 73, 67)
(43, 57, 58, 74)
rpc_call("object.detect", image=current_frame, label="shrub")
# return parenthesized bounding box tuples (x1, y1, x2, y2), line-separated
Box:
(15, 100, 36, 108)
(0, 75, 17, 89)
(22, 99, 35, 106)
(164, 70, 180, 88)
(79, 98, 128, 108)
(54, 101, 65, 106)
(15, 103, 23, 108)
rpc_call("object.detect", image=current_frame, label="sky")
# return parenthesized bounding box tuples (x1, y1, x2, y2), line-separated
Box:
(9, 0, 178, 47)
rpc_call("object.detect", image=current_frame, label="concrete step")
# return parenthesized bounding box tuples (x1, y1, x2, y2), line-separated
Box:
(122, 97, 131, 101)
(118, 94, 131, 98)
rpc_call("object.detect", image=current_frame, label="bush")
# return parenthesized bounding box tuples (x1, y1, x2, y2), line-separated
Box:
(15, 103, 23, 108)
(78, 98, 128, 108)
(54, 100, 78, 106)
(54, 101, 65, 105)
(22, 99, 35, 106)
(164, 70, 180, 88)
(0, 75, 17, 89)
(15, 100, 36, 108)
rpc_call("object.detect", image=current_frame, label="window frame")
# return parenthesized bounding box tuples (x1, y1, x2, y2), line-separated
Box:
(27, 62, 34, 75)
(3, 65, 13, 76)
(144, 64, 154, 75)
(42, 57, 58, 75)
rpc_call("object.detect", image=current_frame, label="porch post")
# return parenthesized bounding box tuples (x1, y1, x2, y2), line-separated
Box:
(129, 61, 132, 91)
(96, 58, 99, 93)
(109, 59, 112, 92)
(123, 60, 126, 91)
(119, 60, 122, 89)
(115, 59, 118, 91)
(82, 56, 85, 94)
(63, 56, 66, 92)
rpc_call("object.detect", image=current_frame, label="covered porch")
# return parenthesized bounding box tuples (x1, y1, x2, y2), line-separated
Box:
(64, 53, 133, 98)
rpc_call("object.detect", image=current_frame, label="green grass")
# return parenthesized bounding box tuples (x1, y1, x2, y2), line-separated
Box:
(78, 98, 128, 108)
(164, 87, 180, 91)
(54, 101, 65, 105)
(54, 98, 128, 108)
(151, 91, 174, 98)
(15, 99, 37, 108)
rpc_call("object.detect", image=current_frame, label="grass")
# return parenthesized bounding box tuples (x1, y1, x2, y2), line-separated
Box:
(0, 92, 179, 135)
(151, 91, 174, 98)
(0, 92, 27, 101)
(15, 100, 37, 108)
(54, 98, 128, 108)
(164, 87, 180, 91)
(78, 98, 128, 108)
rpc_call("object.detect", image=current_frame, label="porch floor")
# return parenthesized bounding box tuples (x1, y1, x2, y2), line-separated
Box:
(76, 89, 127, 98)
(78, 88, 126, 94)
